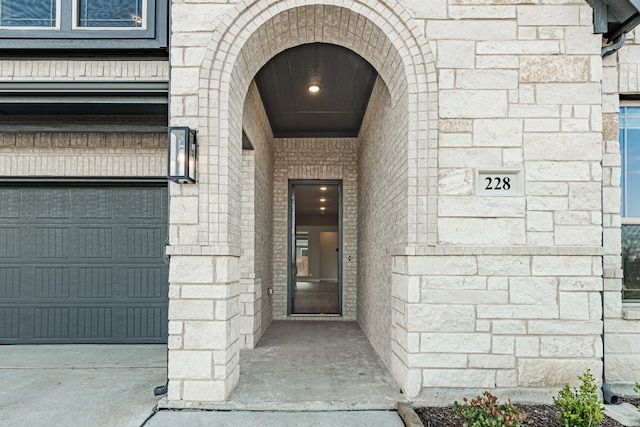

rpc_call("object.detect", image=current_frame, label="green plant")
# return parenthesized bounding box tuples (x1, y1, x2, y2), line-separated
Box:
(635, 382, 640, 411)
(453, 391, 527, 427)
(553, 369, 605, 427)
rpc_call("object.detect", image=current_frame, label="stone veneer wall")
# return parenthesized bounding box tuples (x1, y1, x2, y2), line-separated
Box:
(601, 29, 640, 394)
(272, 138, 358, 320)
(239, 82, 274, 348)
(398, 0, 607, 403)
(357, 77, 408, 370)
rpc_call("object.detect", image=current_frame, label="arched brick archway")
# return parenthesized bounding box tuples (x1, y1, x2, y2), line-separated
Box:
(195, 0, 438, 250)
(167, 0, 437, 404)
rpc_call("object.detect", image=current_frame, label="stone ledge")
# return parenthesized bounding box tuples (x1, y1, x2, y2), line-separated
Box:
(166, 245, 242, 256)
(393, 246, 604, 256)
(622, 306, 640, 320)
(604, 269, 624, 279)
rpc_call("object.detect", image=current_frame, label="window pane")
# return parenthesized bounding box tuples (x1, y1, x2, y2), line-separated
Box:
(78, 0, 143, 27)
(0, 0, 56, 27)
(623, 225, 640, 300)
(620, 107, 640, 218)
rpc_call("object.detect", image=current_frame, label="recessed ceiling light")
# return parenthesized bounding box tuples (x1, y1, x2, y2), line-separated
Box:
(320, 198, 326, 202)
(320, 207, 326, 211)
(308, 84, 321, 93)
(320, 186, 327, 191)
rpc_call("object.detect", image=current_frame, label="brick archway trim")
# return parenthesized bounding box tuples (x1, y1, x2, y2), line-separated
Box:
(196, 0, 438, 250)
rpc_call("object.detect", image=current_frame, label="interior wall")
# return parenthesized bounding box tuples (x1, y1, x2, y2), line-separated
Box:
(296, 226, 338, 280)
(273, 138, 358, 320)
(240, 81, 274, 348)
(320, 231, 339, 280)
(357, 77, 408, 368)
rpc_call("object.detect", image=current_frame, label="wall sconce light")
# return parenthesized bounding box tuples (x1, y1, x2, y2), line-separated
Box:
(168, 126, 197, 184)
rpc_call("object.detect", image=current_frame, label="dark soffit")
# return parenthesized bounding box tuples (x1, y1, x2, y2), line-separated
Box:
(0, 81, 168, 116)
(588, 0, 640, 39)
(254, 43, 378, 138)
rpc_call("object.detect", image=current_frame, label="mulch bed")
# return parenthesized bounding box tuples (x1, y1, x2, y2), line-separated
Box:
(416, 398, 639, 427)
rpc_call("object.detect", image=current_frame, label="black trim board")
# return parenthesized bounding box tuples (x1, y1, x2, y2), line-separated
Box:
(0, 177, 168, 187)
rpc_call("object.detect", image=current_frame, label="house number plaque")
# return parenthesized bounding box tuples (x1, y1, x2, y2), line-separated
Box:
(475, 169, 523, 196)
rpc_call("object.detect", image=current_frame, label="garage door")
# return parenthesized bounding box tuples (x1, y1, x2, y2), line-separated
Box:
(0, 183, 168, 343)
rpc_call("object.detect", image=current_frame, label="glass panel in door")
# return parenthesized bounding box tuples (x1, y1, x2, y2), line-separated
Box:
(289, 182, 341, 315)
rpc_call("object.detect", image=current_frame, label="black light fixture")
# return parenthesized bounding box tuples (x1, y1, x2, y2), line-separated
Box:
(168, 126, 197, 183)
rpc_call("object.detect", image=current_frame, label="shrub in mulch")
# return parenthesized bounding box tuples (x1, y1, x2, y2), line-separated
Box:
(416, 397, 640, 427)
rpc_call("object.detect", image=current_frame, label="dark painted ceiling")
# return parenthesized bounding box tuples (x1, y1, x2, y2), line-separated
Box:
(294, 184, 339, 217)
(254, 43, 378, 138)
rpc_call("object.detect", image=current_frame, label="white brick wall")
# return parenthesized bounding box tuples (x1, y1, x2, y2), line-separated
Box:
(0, 132, 165, 176)
(272, 138, 358, 320)
(0, 60, 168, 80)
(239, 82, 274, 349)
(358, 77, 408, 373)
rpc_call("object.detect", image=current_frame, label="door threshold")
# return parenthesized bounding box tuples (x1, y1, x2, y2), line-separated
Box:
(289, 314, 342, 317)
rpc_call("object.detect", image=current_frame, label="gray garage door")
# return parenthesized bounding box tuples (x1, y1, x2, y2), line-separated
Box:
(0, 183, 168, 343)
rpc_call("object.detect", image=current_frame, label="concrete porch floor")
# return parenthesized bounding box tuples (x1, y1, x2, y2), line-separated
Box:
(161, 321, 405, 411)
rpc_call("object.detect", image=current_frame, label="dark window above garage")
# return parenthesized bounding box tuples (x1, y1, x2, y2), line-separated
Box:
(0, 0, 167, 50)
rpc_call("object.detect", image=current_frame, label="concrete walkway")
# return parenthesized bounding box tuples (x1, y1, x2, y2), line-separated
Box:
(0, 322, 406, 427)
(145, 410, 405, 426)
(159, 321, 405, 411)
(0, 345, 166, 427)
(150, 321, 406, 426)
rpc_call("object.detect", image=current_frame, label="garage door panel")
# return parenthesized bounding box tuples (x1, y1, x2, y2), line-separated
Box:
(77, 307, 113, 339)
(74, 188, 114, 220)
(126, 306, 165, 339)
(0, 189, 20, 218)
(34, 267, 71, 298)
(33, 307, 71, 339)
(123, 188, 165, 220)
(78, 267, 113, 298)
(35, 227, 70, 259)
(78, 227, 113, 259)
(128, 266, 165, 298)
(127, 227, 164, 259)
(35, 189, 71, 220)
(0, 267, 20, 298)
(0, 307, 20, 339)
(0, 227, 20, 258)
(0, 185, 168, 344)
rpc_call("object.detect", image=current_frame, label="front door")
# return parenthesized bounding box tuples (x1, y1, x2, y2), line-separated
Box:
(288, 181, 342, 315)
